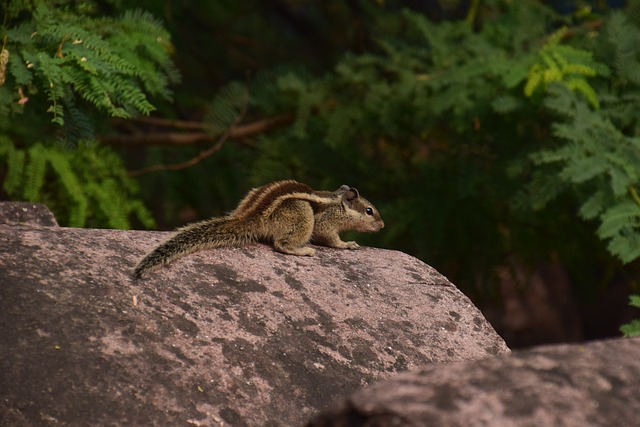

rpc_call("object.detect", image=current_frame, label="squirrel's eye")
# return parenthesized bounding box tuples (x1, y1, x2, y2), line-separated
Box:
(365, 207, 374, 216)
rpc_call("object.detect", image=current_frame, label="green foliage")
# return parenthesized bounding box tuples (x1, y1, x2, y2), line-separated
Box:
(524, 27, 610, 108)
(1, 2, 178, 128)
(520, 3, 640, 266)
(620, 295, 640, 337)
(528, 85, 640, 264)
(0, 137, 154, 228)
(203, 81, 247, 135)
(0, 0, 178, 228)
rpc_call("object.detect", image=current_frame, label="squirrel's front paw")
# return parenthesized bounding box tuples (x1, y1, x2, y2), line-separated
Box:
(343, 241, 360, 249)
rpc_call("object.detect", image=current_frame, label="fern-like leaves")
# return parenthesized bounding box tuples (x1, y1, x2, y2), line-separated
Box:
(620, 295, 640, 337)
(0, 138, 154, 229)
(524, 27, 610, 108)
(529, 85, 640, 264)
(2, 3, 179, 140)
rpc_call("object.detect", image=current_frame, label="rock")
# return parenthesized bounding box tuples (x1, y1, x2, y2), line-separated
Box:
(0, 202, 58, 226)
(0, 223, 508, 426)
(308, 337, 640, 427)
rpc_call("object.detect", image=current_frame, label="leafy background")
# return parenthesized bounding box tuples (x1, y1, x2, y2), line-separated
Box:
(1, 0, 639, 345)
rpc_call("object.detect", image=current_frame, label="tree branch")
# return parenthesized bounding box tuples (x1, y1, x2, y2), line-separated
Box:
(126, 89, 258, 177)
(101, 113, 294, 147)
(126, 127, 231, 177)
(126, 116, 207, 131)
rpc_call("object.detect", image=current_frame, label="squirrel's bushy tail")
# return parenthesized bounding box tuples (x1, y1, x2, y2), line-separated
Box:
(134, 217, 256, 278)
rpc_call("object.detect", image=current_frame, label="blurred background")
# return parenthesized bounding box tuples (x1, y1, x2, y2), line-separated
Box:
(1, 0, 639, 348)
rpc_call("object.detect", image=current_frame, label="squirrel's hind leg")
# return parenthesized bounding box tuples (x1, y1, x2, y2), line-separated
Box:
(269, 200, 316, 256)
(274, 244, 316, 256)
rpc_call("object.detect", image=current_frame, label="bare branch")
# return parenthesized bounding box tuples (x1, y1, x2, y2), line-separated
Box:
(126, 131, 229, 177)
(127, 89, 256, 177)
(125, 116, 207, 131)
(102, 114, 294, 147)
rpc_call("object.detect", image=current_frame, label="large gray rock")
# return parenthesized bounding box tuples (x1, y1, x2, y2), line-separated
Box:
(0, 201, 58, 226)
(0, 220, 508, 426)
(308, 337, 640, 427)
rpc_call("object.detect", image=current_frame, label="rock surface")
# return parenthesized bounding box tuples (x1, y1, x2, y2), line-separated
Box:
(0, 202, 59, 226)
(308, 337, 640, 427)
(0, 205, 508, 426)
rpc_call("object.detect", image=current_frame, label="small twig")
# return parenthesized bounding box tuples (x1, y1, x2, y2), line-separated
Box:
(629, 186, 640, 207)
(465, 0, 480, 25)
(127, 87, 251, 177)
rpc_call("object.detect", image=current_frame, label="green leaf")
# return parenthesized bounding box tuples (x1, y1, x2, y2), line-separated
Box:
(204, 81, 246, 135)
(620, 319, 640, 337)
(559, 155, 608, 184)
(23, 145, 48, 202)
(579, 190, 609, 220)
(46, 149, 88, 227)
(491, 95, 521, 113)
(605, 229, 640, 264)
(597, 201, 640, 239)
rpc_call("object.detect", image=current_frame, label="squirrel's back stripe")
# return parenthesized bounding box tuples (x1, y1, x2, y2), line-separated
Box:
(231, 180, 312, 221)
(261, 192, 340, 218)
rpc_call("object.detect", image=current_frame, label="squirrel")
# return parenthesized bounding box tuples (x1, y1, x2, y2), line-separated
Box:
(133, 180, 384, 278)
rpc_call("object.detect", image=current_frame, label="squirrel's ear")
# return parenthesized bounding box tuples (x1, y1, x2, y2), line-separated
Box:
(334, 185, 351, 196)
(342, 187, 359, 204)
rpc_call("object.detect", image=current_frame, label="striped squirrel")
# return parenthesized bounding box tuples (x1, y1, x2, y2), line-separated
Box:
(133, 180, 384, 278)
